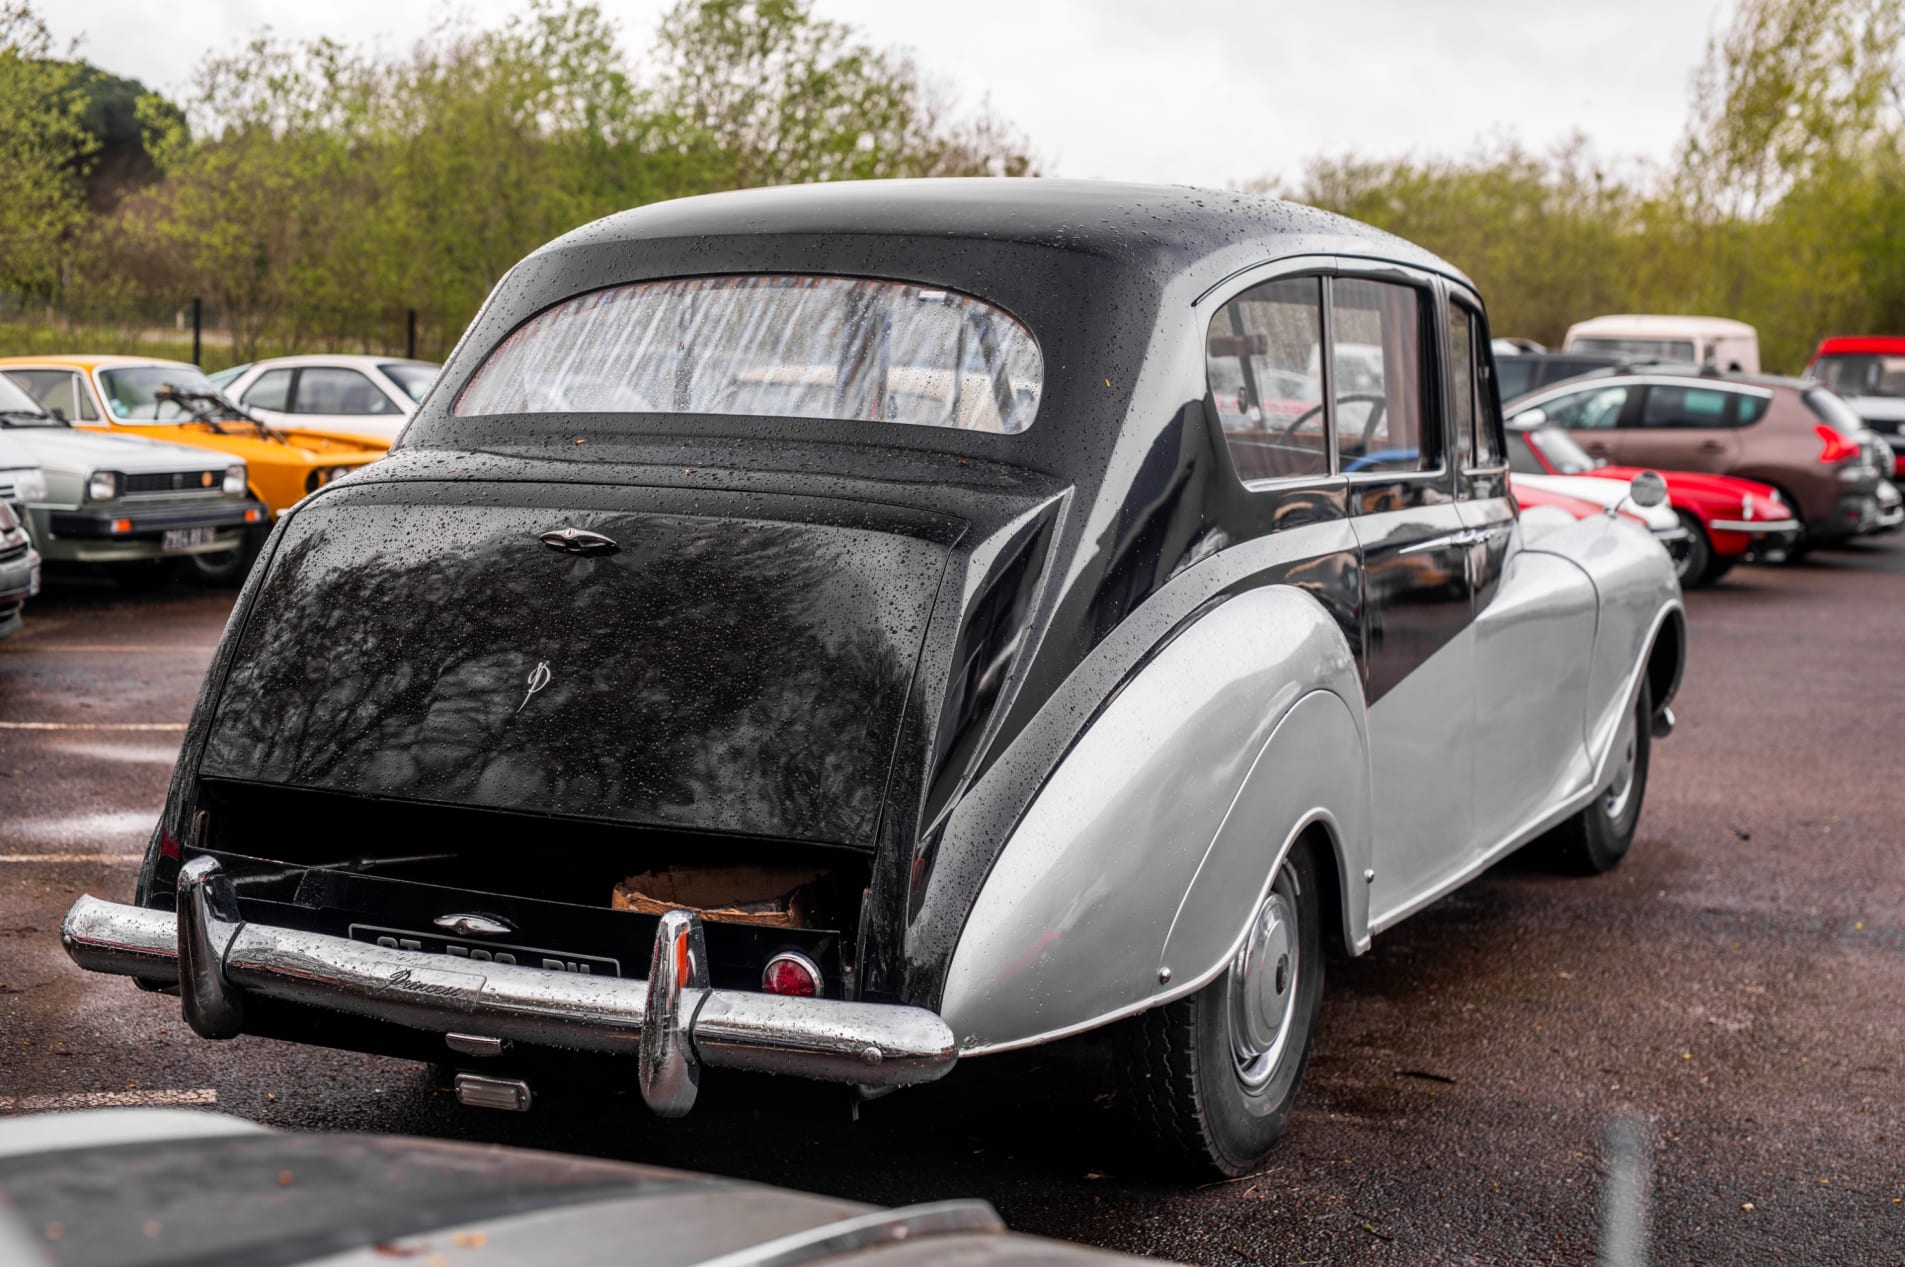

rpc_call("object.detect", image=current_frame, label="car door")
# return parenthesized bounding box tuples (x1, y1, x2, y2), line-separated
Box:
(1620, 381, 1748, 474)
(1451, 300, 1598, 856)
(1336, 271, 1476, 929)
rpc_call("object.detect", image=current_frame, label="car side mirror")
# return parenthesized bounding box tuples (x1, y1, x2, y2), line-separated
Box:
(1513, 407, 1548, 427)
(1628, 469, 1668, 509)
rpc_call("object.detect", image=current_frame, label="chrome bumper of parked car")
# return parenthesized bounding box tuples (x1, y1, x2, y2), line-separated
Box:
(1704, 517, 1800, 535)
(62, 857, 958, 1117)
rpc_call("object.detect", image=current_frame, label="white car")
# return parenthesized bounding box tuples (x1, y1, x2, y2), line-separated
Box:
(215, 355, 438, 445)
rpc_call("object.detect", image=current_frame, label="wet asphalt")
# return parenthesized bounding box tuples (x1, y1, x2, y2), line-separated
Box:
(1, 543, 1902, 1265)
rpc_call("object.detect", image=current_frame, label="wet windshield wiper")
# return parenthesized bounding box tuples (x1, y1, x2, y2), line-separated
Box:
(0, 408, 56, 424)
(155, 387, 281, 442)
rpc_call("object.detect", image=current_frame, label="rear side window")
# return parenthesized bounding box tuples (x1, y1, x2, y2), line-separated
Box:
(1206, 276, 1330, 483)
(1333, 278, 1435, 475)
(1450, 303, 1506, 469)
(1641, 384, 1736, 428)
(456, 275, 1044, 435)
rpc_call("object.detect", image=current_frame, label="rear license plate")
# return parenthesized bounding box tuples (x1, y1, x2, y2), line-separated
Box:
(162, 526, 218, 552)
(347, 924, 621, 977)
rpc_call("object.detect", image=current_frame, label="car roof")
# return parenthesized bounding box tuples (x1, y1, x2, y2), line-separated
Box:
(236, 355, 439, 372)
(536, 178, 1475, 290)
(1814, 335, 1905, 357)
(0, 354, 197, 372)
(1565, 314, 1757, 338)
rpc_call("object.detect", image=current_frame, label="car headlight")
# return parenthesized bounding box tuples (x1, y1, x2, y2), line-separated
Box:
(11, 469, 45, 502)
(223, 464, 246, 495)
(87, 470, 121, 501)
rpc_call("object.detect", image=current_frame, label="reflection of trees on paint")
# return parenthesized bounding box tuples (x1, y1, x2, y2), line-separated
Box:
(203, 504, 936, 846)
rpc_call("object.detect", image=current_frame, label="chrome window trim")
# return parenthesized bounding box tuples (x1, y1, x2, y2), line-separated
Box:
(1328, 268, 1447, 481)
(1196, 255, 1342, 490)
(1196, 255, 1452, 491)
(1446, 290, 1512, 478)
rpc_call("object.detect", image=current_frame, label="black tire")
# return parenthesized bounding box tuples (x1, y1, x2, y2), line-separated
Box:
(1701, 555, 1736, 584)
(107, 559, 179, 592)
(1548, 677, 1652, 875)
(183, 523, 267, 588)
(1673, 511, 1710, 587)
(1118, 843, 1324, 1177)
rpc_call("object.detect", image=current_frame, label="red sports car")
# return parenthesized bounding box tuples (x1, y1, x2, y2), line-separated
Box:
(1509, 417, 1798, 586)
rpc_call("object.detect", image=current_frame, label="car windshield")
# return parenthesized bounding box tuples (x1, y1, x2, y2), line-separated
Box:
(0, 372, 57, 425)
(379, 362, 439, 404)
(98, 366, 235, 422)
(1525, 424, 1598, 474)
(1813, 353, 1905, 398)
(455, 275, 1044, 434)
(1571, 337, 1697, 362)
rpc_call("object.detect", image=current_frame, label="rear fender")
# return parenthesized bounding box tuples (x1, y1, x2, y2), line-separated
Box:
(937, 586, 1371, 1056)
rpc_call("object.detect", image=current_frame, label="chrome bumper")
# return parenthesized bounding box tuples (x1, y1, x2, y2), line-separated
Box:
(61, 857, 957, 1116)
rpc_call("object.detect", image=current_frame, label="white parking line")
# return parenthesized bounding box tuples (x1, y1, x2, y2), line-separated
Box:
(2, 1089, 217, 1112)
(0, 722, 186, 731)
(0, 854, 141, 864)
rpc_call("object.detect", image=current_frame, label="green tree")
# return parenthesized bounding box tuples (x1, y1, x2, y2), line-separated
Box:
(0, 2, 94, 295)
(651, 0, 1035, 187)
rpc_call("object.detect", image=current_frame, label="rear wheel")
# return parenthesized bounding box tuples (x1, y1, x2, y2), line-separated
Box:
(1118, 843, 1324, 1177)
(1548, 678, 1652, 875)
(1673, 512, 1710, 586)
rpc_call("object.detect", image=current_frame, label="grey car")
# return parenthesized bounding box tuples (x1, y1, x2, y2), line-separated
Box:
(0, 437, 41, 638)
(0, 372, 267, 586)
(0, 1109, 1154, 1267)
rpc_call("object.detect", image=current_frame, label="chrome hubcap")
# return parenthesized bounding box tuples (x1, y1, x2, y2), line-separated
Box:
(1604, 699, 1639, 820)
(1227, 882, 1299, 1093)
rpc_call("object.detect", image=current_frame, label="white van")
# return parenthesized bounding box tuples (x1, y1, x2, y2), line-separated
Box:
(1563, 314, 1760, 374)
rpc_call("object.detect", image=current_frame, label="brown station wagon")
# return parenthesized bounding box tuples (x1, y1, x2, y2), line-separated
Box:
(1505, 371, 1898, 546)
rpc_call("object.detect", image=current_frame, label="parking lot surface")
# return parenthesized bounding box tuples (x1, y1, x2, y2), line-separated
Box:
(3, 546, 1902, 1265)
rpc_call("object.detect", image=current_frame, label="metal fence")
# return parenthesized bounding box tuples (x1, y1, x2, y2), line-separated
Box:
(0, 296, 454, 373)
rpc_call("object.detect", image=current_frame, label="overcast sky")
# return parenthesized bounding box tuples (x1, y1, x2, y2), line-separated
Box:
(44, 0, 1736, 189)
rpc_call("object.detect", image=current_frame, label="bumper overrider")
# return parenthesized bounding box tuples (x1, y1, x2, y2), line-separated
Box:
(62, 857, 958, 1116)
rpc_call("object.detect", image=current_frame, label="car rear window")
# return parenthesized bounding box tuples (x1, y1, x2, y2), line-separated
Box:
(455, 275, 1043, 435)
(1804, 387, 1866, 435)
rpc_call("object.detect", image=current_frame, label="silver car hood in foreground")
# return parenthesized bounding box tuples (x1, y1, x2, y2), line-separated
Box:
(0, 425, 231, 476)
(0, 1109, 1154, 1267)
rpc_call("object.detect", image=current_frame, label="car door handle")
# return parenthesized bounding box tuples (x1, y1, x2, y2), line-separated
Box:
(1698, 441, 1725, 452)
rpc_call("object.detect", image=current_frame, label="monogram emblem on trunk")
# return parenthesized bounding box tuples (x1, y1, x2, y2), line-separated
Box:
(518, 660, 552, 713)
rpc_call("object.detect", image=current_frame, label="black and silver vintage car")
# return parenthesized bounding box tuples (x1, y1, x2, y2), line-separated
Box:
(62, 181, 1685, 1176)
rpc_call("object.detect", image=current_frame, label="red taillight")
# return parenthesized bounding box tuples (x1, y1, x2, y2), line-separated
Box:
(1816, 424, 1859, 463)
(159, 829, 181, 860)
(762, 952, 821, 997)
